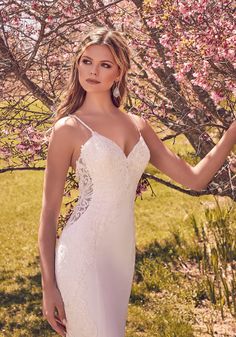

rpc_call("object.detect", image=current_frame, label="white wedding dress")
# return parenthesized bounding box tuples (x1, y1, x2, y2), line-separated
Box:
(55, 114, 150, 337)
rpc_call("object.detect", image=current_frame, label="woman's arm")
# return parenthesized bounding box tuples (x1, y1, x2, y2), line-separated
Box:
(38, 119, 74, 290)
(139, 118, 236, 191)
(38, 117, 75, 336)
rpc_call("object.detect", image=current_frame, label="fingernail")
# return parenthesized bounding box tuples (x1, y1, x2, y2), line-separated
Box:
(62, 318, 67, 325)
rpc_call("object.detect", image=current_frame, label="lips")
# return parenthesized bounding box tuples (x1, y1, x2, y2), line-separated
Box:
(86, 79, 101, 84)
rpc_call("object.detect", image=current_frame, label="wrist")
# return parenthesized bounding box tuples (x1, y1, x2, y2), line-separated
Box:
(42, 280, 58, 292)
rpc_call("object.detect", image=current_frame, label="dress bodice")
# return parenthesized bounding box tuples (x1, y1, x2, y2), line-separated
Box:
(66, 113, 150, 227)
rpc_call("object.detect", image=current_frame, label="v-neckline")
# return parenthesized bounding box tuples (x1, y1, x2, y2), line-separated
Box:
(75, 132, 145, 171)
(93, 131, 143, 159)
(70, 114, 147, 166)
(70, 113, 145, 164)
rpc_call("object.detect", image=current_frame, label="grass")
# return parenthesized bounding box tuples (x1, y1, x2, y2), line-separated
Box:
(1, 134, 236, 336)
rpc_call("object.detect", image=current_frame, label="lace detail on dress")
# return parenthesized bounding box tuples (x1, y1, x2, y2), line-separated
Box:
(67, 156, 93, 226)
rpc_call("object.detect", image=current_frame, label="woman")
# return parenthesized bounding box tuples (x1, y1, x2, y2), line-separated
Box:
(38, 27, 236, 337)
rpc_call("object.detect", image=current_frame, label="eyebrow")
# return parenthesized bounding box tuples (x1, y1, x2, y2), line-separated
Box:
(82, 56, 114, 64)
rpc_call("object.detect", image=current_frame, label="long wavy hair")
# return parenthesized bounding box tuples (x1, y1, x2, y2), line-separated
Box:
(54, 27, 131, 123)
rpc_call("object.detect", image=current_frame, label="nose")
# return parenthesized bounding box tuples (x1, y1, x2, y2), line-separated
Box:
(90, 64, 99, 76)
(90, 69, 97, 76)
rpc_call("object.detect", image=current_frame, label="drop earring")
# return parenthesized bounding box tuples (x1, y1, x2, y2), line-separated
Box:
(113, 82, 120, 98)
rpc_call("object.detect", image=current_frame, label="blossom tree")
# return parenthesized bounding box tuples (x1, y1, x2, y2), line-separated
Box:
(0, 0, 235, 199)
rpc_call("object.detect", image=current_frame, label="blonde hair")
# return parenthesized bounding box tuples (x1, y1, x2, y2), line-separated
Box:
(54, 26, 131, 123)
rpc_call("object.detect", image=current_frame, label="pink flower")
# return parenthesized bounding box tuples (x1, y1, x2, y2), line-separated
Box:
(16, 144, 27, 150)
(174, 72, 185, 82)
(188, 112, 195, 119)
(27, 148, 36, 154)
(183, 62, 192, 73)
(179, 3, 188, 15)
(46, 16, 53, 23)
(160, 34, 170, 47)
(211, 91, 224, 104)
(32, 1, 39, 10)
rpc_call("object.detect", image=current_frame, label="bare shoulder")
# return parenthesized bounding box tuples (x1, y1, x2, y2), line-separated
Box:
(127, 112, 148, 132)
(50, 116, 79, 144)
(53, 115, 77, 132)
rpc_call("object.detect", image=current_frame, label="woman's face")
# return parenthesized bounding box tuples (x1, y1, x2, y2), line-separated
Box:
(77, 44, 120, 94)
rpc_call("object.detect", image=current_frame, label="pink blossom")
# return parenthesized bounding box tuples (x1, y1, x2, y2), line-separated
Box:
(182, 62, 192, 73)
(46, 16, 53, 23)
(211, 91, 224, 104)
(27, 148, 36, 154)
(16, 144, 27, 151)
(174, 72, 185, 82)
(188, 112, 195, 119)
(179, 3, 188, 15)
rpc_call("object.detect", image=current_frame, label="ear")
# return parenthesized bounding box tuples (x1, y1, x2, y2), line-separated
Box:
(115, 76, 121, 84)
(115, 67, 121, 82)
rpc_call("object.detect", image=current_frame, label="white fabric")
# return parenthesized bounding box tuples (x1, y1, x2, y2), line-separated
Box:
(55, 114, 150, 337)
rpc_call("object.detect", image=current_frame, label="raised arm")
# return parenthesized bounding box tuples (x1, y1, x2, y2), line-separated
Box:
(38, 117, 75, 336)
(138, 117, 236, 191)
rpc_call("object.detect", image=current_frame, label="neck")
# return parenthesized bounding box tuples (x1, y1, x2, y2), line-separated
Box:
(80, 91, 118, 115)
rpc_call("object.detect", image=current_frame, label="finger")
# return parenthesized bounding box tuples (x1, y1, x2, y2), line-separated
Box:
(56, 302, 67, 327)
(48, 317, 67, 337)
(55, 316, 66, 328)
(56, 318, 67, 332)
(54, 312, 67, 332)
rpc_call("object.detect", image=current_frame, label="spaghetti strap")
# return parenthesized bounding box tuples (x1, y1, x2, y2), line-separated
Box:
(71, 114, 94, 133)
(71, 112, 141, 138)
(127, 112, 141, 136)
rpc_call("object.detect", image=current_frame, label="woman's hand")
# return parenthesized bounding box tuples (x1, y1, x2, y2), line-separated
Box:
(42, 285, 67, 337)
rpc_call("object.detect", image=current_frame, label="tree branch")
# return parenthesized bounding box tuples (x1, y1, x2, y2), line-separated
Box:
(0, 166, 45, 173)
(143, 172, 214, 197)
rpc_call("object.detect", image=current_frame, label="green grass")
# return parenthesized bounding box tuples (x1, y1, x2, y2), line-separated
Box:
(0, 170, 56, 337)
(1, 134, 235, 336)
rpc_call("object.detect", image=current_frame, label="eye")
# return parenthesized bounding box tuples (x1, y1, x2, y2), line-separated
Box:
(102, 63, 111, 68)
(82, 59, 91, 64)
(82, 59, 111, 68)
